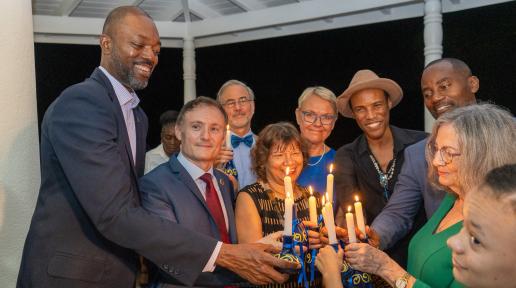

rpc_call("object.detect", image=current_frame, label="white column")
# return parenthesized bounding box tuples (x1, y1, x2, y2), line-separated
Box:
(0, 1, 40, 286)
(423, 0, 443, 132)
(183, 36, 197, 104)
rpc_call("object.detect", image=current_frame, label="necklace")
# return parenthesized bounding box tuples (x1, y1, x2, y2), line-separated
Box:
(369, 153, 397, 200)
(307, 145, 326, 167)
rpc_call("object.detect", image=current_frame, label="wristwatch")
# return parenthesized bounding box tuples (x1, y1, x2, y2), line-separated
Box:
(395, 272, 410, 288)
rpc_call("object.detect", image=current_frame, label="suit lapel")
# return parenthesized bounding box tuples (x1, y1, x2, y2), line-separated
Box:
(169, 157, 211, 213)
(90, 68, 139, 181)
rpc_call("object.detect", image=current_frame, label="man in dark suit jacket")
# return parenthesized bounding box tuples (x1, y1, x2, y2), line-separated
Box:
(141, 97, 242, 287)
(17, 6, 294, 288)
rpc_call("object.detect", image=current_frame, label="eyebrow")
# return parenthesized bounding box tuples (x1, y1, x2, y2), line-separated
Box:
(436, 77, 451, 85)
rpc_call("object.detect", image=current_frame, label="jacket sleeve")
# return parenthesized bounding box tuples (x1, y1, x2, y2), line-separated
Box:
(48, 84, 217, 286)
(371, 144, 423, 250)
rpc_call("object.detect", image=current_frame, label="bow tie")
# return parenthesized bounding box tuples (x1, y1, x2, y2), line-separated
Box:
(231, 134, 253, 148)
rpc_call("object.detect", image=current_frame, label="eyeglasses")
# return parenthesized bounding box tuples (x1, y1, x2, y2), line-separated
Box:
(222, 97, 253, 109)
(300, 111, 337, 126)
(431, 144, 461, 165)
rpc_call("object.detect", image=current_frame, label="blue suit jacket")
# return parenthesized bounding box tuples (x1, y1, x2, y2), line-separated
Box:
(140, 155, 239, 286)
(371, 138, 446, 250)
(17, 68, 217, 288)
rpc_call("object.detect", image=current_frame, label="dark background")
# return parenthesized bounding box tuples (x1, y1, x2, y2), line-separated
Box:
(35, 2, 516, 149)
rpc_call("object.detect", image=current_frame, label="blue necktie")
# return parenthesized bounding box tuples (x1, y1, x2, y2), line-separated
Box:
(231, 134, 253, 148)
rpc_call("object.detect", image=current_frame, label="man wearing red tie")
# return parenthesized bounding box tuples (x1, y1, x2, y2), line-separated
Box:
(140, 96, 291, 287)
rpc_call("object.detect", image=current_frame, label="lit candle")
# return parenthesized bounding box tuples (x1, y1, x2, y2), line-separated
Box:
(284, 167, 293, 196)
(283, 191, 294, 236)
(346, 206, 357, 243)
(327, 164, 334, 203)
(283, 168, 294, 236)
(308, 186, 317, 224)
(354, 195, 366, 236)
(322, 193, 337, 244)
(225, 124, 232, 149)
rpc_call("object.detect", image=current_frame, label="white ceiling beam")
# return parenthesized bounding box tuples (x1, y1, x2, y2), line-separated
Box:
(55, 0, 83, 16)
(33, 15, 186, 38)
(190, 0, 421, 37)
(187, 0, 222, 18)
(230, 0, 266, 11)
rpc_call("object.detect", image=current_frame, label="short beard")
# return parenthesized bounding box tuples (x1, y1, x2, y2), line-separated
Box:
(111, 47, 149, 91)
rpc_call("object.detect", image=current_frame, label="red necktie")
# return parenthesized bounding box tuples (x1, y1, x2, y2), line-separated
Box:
(200, 173, 230, 243)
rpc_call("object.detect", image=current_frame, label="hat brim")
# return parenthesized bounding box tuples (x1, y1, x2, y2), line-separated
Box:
(337, 78, 403, 118)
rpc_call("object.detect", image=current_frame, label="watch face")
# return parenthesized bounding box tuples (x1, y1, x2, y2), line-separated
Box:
(395, 278, 407, 288)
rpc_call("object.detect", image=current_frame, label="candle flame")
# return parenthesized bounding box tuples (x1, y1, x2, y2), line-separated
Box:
(285, 167, 290, 175)
(322, 195, 325, 204)
(309, 186, 313, 196)
(329, 163, 334, 173)
(355, 195, 359, 202)
(348, 205, 352, 212)
(226, 124, 230, 130)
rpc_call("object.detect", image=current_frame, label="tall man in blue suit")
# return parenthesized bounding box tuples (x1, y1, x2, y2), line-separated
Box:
(17, 6, 295, 288)
(371, 58, 479, 250)
(141, 97, 240, 286)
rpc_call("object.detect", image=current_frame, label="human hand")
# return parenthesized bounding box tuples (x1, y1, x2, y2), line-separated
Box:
(355, 226, 380, 248)
(302, 221, 323, 249)
(216, 243, 300, 285)
(344, 243, 389, 275)
(321, 226, 351, 245)
(215, 147, 234, 167)
(257, 231, 283, 250)
(315, 246, 344, 288)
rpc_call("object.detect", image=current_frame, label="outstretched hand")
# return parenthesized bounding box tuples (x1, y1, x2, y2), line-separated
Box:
(315, 245, 344, 288)
(216, 243, 300, 285)
(257, 231, 283, 250)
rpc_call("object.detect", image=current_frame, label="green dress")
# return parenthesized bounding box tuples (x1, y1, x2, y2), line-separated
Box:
(407, 193, 464, 288)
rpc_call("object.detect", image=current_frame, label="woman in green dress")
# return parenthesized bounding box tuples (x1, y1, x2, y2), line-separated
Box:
(340, 104, 516, 288)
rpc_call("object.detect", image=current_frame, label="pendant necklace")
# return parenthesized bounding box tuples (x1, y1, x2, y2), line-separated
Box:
(369, 153, 397, 200)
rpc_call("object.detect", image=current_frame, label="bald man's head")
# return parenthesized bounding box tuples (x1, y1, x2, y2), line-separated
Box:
(99, 6, 160, 91)
(102, 6, 152, 37)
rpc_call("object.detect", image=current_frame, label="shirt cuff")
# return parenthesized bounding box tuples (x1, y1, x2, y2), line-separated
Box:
(202, 241, 222, 272)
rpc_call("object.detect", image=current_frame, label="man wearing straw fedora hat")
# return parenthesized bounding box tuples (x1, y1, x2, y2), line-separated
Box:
(333, 69, 427, 267)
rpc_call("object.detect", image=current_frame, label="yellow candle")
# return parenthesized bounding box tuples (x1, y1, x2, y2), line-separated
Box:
(225, 124, 232, 149)
(346, 206, 357, 243)
(327, 164, 334, 203)
(283, 191, 294, 236)
(308, 186, 318, 224)
(354, 195, 366, 236)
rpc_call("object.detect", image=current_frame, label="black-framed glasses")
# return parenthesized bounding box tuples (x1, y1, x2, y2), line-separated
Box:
(431, 144, 461, 164)
(222, 97, 253, 109)
(300, 111, 337, 125)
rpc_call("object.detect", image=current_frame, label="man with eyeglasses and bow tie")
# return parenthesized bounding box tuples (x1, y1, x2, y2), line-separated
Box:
(216, 79, 258, 190)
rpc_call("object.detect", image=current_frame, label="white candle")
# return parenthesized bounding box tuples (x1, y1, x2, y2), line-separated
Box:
(225, 124, 232, 149)
(327, 164, 334, 203)
(346, 206, 357, 243)
(308, 186, 317, 224)
(284, 167, 293, 196)
(354, 195, 366, 236)
(322, 193, 337, 244)
(283, 191, 294, 236)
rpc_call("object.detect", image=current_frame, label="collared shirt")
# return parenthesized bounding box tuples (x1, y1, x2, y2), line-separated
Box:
(231, 130, 257, 188)
(144, 144, 169, 174)
(98, 66, 140, 164)
(334, 125, 427, 266)
(176, 152, 228, 272)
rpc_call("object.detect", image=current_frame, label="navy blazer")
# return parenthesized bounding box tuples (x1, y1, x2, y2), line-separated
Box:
(371, 138, 446, 250)
(140, 155, 239, 286)
(17, 68, 217, 288)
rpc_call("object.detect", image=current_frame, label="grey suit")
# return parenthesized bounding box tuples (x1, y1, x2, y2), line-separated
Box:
(140, 155, 239, 287)
(17, 68, 217, 288)
(371, 138, 446, 250)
